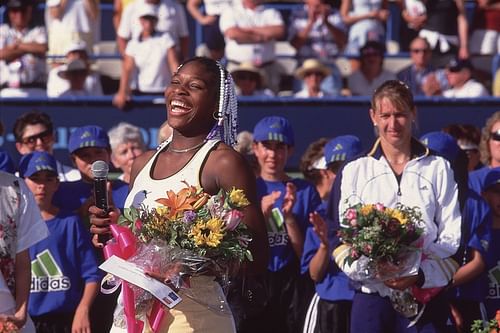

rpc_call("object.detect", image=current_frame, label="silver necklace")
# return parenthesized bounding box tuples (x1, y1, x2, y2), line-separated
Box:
(168, 141, 205, 153)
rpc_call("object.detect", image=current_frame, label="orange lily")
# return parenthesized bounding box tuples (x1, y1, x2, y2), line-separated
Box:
(155, 187, 198, 219)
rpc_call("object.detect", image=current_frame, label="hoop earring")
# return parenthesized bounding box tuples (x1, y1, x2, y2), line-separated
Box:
(212, 110, 219, 121)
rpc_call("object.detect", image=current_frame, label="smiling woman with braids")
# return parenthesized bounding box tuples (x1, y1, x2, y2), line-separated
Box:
(89, 56, 268, 332)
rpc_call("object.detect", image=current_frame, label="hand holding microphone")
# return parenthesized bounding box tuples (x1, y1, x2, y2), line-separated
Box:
(90, 160, 114, 246)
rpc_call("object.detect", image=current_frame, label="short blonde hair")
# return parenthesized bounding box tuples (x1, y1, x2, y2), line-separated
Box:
(479, 111, 500, 166)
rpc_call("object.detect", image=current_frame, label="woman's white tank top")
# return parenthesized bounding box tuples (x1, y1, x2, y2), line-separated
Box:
(124, 139, 220, 209)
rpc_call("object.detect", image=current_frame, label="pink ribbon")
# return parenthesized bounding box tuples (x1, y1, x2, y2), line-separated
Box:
(104, 224, 166, 333)
(411, 286, 443, 304)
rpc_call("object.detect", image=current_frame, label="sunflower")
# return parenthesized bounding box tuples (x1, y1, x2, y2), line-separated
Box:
(189, 218, 225, 247)
(228, 188, 250, 208)
(360, 204, 374, 216)
(389, 209, 407, 225)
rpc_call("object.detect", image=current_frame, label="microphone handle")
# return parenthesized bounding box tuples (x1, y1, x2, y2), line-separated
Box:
(94, 177, 110, 244)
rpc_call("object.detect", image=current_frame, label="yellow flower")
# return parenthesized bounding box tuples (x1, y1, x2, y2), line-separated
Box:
(190, 218, 225, 247)
(389, 209, 407, 225)
(229, 188, 250, 208)
(155, 206, 169, 217)
(360, 204, 374, 216)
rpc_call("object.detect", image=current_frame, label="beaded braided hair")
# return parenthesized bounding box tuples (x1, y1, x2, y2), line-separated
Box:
(177, 57, 239, 147)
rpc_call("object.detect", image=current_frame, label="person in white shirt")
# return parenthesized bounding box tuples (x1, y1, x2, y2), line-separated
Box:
(0, 0, 47, 97)
(116, 0, 189, 60)
(113, 3, 179, 110)
(294, 58, 337, 98)
(443, 58, 489, 98)
(0, 172, 49, 333)
(219, 0, 285, 93)
(46, 40, 103, 97)
(347, 41, 396, 96)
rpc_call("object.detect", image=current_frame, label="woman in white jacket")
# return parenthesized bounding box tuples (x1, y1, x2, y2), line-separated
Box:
(329, 80, 462, 332)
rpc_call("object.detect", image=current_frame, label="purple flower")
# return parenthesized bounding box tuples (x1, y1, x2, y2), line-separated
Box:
(182, 210, 197, 223)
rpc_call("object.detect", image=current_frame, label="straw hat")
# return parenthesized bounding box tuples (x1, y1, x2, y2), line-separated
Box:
(295, 59, 332, 79)
(231, 62, 265, 87)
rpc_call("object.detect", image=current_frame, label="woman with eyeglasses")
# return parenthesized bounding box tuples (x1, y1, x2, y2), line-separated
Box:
(13, 111, 81, 182)
(469, 111, 500, 196)
(329, 80, 461, 332)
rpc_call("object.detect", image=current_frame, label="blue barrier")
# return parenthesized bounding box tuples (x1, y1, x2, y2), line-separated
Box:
(1, 96, 499, 170)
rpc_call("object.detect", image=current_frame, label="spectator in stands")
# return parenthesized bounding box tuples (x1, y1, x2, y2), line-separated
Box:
(0, 121, 16, 174)
(186, 0, 231, 61)
(108, 122, 146, 184)
(494, 69, 500, 97)
(397, 37, 436, 96)
(231, 62, 274, 97)
(19, 151, 101, 333)
(340, 0, 389, 56)
(469, 111, 500, 195)
(113, 0, 135, 32)
(13, 111, 81, 182)
(443, 124, 484, 172)
(0, 0, 47, 97)
(417, 0, 469, 68)
(113, 4, 179, 110)
(443, 58, 489, 98)
(45, 0, 100, 58)
(397, 0, 427, 51)
(294, 58, 338, 97)
(57, 59, 103, 97)
(46, 40, 103, 97)
(116, 0, 189, 60)
(219, 0, 285, 94)
(347, 40, 395, 96)
(289, 0, 347, 60)
(469, 0, 500, 56)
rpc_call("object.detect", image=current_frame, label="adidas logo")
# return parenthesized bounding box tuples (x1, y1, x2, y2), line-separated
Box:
(31, 250, 71, 292)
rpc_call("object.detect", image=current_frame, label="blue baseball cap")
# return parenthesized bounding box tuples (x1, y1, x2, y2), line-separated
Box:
(68, 125, 110, 154)
(324, 135, 362, 164)
(253, 116, 294, 146)
(483, 168, 500, 192)
(19, 151, 57, 178)
(420, 131, 460, 161)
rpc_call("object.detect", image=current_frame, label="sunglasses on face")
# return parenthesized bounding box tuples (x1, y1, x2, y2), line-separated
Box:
(491, 132, 500, 141)
(20, 129, 53, 146)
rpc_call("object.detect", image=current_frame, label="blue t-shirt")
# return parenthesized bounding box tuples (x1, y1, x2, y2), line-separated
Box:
(53, 179, 129, 212)
(301, 227, 354, 301)
(453, 189, 492, 302)
(0, 149, 15, 174)
(484, 228, 500, 319)
(469, 166, 492, 195)
(29, 210, 102, 316)
(256, 178, 322, 272)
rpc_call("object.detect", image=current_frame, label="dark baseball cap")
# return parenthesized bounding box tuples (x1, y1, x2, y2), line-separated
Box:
(447, 58, 473, 72)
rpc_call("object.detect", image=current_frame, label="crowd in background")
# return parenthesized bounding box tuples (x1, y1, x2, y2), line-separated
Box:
(1, 0, 499, 101)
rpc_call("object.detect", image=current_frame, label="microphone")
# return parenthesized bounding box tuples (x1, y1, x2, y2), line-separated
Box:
(91, 160, 110, 244)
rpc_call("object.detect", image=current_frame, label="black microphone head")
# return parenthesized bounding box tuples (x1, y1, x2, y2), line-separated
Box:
(91, 160, 109, 178)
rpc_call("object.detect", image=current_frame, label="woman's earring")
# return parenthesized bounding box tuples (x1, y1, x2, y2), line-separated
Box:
(373, 123, 378, 127)
(212, 110, 219, 121)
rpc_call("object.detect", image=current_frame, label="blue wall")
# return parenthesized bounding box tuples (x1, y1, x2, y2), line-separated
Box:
(1, 96, 499, 170)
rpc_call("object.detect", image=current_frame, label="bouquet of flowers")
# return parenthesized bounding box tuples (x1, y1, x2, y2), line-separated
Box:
(334, 202, 426, 319)
(110, 182, 253, 329)
(335, 202, 424, 282)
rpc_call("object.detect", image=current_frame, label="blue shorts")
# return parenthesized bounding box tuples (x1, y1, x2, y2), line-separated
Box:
(350, 291, 451, 333)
